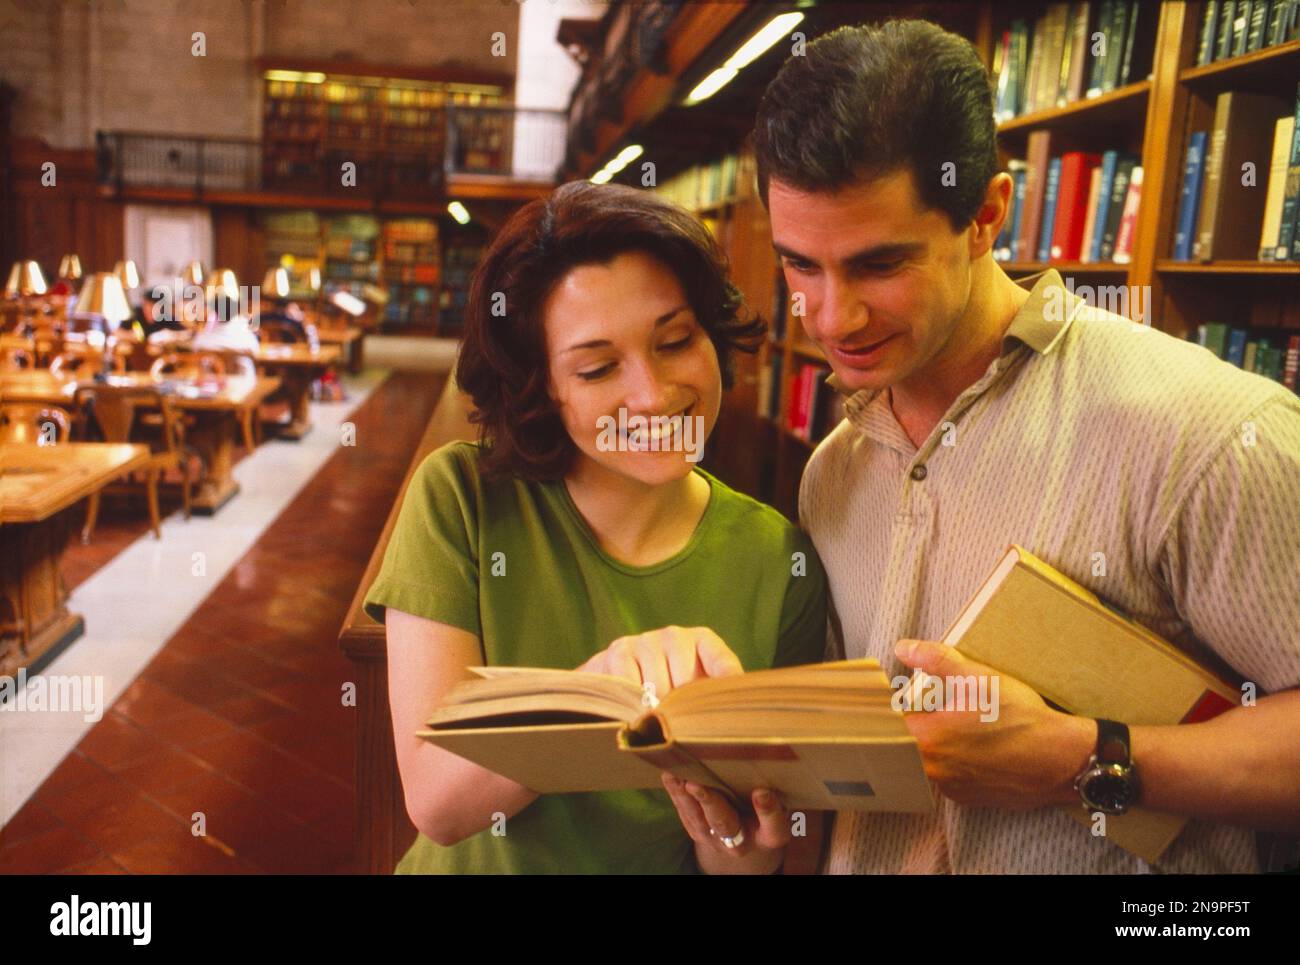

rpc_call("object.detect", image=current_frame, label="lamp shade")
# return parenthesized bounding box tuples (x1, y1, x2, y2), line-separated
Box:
(204, 268, 240, 303)
(5, 260, 48, 297)
(76, 272, 133, 324)
(329, 290, 366, 317)
(307, 266, 322, 292)
(182, 260, 205, 286)
(58, 254, 83, 281)
(113, 259, 141, 291)
(261, 267, 290, 300)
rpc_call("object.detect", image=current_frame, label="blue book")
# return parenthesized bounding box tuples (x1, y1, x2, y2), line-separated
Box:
(1010, 166, 1028, 257)
(1226, 327, 1248, 367)
(1038, 157, 1062, 262)
(1173, 131, 1209, 260)
(1090, 151, 1120, 262)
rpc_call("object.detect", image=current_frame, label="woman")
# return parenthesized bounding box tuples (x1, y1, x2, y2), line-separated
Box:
(364, 181, 826, 874)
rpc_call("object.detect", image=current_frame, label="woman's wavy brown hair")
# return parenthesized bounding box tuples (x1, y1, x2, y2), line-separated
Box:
(455, 180, 766, 481)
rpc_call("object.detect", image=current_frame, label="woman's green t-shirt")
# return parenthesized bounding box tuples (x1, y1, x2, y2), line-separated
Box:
(363, 441, 828, 874)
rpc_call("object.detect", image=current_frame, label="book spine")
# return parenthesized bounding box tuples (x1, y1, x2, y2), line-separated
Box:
(1244, 340, 1259, 371)
(1284, 335, 1300, 391)
(1174, 131, 1209, 260)
(1079, 165, 1104, 263)
(1276, 85, 1300, 259)
(1086, 0, 1111, 97)
(1066, 2, 1091, 102)
(1112, 165, 1143, 264)
(1232, 1, 1254, 57)
(1215, 0, 1238, 59)
(1051, 152, 1100, 261)
(1226, 327, 1248, 366)
(1019, 131, 1052, 262)
(1100, 156, 1135, 261)
(1247, 0, 1271, 50)
(1119, 1, 1140, 86)
(1198, 0, 1221, 65)
(1195, 93, 1232, 261)
(1090, 150, 1120, 261)
(1038, 157, 1063, 261)
(1259, 116, 1295, 259)
(1101, 0, 1128, 92)
(1011, 164, 1029, 258)
(1266, 0, 1288, 44)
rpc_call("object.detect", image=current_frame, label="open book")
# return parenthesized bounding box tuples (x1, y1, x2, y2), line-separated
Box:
(420, 659, 934, 813)
(928, 545, 1241, 863)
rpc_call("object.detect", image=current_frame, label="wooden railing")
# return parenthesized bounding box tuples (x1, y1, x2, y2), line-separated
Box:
(337, 373, 476, 874)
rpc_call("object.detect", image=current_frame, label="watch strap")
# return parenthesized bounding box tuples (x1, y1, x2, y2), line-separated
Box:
(1095, 718, 1131, 765)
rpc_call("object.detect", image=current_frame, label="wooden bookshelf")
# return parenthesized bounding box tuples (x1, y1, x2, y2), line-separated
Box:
(642, 1, 1300, 517)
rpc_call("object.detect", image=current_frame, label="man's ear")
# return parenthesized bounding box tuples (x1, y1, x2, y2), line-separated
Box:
(969, 173, 1013, 259)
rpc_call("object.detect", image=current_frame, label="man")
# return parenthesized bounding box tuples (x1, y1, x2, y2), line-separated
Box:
(666, 19, 1299, 873)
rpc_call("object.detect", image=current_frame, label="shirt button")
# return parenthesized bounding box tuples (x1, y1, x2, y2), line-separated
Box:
(910, 464, 927, 481)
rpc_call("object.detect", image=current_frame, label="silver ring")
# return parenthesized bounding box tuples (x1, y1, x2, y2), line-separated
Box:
(709, 826, 746, 849)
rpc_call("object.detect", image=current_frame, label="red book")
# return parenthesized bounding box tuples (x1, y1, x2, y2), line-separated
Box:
(1049, 151, 1102, 261)
(786, 371, 805, 435)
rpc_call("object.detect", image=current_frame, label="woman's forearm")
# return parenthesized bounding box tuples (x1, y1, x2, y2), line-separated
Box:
(404, 743, 540, 846)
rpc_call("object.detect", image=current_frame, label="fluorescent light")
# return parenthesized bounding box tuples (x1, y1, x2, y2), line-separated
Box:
(447, 201, 470, 225)
(725, 12, 805, 70)
(684, 11, 805, 105)
(685, 67, 738, 105)
(590, 169, 613, 184)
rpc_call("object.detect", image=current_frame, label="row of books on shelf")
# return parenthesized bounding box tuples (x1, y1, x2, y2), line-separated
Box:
(1197, 323, 1300, 389)
(657, 155, 740, 212)
(265, 78, 502, 108)
(1195, 1, 1300, 67)
(992, 1, 1155, 123)
(994, 137, 1142, 264)
(1172, 85, 1300, 261)
(756, 360, 846, 443)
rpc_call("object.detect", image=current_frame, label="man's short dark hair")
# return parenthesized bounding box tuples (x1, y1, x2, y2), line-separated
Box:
(455, 180, 764, 482)
(753, 19, 998, 230)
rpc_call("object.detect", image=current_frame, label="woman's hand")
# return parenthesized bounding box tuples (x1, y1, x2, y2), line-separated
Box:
(576, 625, 743, 701)
(661, 777, 790, 874)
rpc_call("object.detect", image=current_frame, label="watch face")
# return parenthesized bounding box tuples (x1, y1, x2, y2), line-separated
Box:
(1085, 767, 1136, 812)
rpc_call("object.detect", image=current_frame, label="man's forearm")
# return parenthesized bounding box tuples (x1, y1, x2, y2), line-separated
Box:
(1049, 690, 1300, 832)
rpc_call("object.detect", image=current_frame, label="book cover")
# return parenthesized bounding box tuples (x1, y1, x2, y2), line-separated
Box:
(1064, 2, 1092, 103)
(1195, 90, 1289, 261)
(1100, 155, 1137, 261)
(1226, 327, 1249, 366)
(935, 545, 1240, 863)
(1089, 150, 1120, 262)
(1197, 0, 1222, 65)
(1259, 115, 1295, 259)
(1215, 0, 1238, 59)
(1101, 0, 1130, 92)
(1174, 131, 1209, 260)
(1038, 156, 1064, 262)
(1198, 322, 1229, 358)
(1283, 334, 1299, 390)
(1010, 161, 1029, 258)
(1278, 84, 1300, 259)
(1246, 0, 1271, 50)
(1079, 165, 1104, 263)
(1020, 131, 1054, 262)
(1050, 151, 1103, 261)
(1086, 0, 1113, 97)
(419, 660, 935, 814)
(1112, 166, 1143, 264)
(1231, 0, 1255, 56)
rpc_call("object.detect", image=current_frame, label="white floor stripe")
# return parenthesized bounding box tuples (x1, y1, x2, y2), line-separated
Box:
(0, 368, 390, 828)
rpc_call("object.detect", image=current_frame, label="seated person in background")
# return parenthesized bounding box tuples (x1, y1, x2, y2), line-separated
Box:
(364, 181, 827, 875)
(255, 301, 319, 349)
(141, 284, 189, 342)
(193, 292, 258, 376)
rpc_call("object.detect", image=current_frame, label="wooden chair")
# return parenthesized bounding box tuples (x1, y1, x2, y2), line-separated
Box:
(0, 404, 71, 444)
(149, 350, 226, 381)
(257, 318, 309, 344)
(73, 384, 193, 541)
(50, 348, 124, 379)
(199, 347, 260, 452)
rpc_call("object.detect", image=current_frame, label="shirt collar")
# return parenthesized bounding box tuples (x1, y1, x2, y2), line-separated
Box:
(824, 268, 1081, 398)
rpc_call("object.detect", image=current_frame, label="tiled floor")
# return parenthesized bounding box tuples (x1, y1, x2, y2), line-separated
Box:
(0, 369, 447, 873)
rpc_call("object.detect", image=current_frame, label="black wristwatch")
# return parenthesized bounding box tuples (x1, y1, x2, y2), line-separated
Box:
(1074, 718, 1141, 815)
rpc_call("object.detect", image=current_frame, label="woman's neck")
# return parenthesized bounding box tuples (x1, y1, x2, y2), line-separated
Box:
(563, 458, 711, 567)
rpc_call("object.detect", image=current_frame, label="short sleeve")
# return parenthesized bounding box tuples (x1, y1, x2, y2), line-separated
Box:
(363, 442, 482, 635)
(1159, 394, 1300, 694)
(773, 532, 829, 668)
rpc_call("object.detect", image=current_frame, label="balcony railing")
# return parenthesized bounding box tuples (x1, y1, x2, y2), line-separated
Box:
(97, 107, 566, 201)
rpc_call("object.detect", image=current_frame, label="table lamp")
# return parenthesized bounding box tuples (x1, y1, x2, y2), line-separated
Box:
(76, 272, 132, 378)
(5, 260, 48, 332)
(113, 259, 141, 293)
(58, 254, 83, 281)
(261, 266, 290, 301)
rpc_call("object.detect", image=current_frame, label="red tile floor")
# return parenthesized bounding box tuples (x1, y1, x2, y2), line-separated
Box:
(0, 370, 447, 874)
